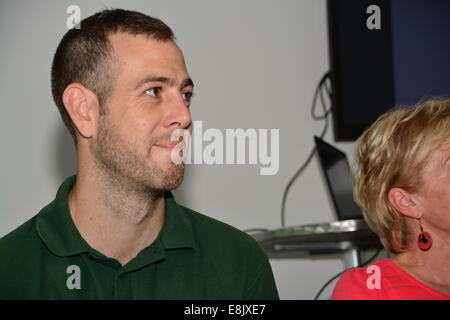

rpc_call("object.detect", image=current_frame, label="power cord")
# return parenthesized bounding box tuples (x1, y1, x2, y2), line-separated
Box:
(280, 71, 332, 227)
(313, 244, 384, 300)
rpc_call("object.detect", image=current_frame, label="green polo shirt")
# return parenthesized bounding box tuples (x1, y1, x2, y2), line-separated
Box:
(0, 175, 279, 300)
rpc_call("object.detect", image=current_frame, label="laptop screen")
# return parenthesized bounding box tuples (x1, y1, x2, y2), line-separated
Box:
(314, 136, 363, 221)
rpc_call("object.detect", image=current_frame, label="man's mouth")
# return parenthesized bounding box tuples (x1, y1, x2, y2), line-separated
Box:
(154, 136, 185, 151)
(154, 142, 180, 151)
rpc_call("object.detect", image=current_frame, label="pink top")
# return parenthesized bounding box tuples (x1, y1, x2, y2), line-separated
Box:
(331, 258, 450, 300)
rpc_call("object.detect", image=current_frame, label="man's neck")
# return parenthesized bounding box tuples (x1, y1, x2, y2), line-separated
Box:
(68, 170, 165, 266)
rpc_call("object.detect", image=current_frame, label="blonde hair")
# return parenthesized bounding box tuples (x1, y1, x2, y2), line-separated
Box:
(353, 99, 450, 253)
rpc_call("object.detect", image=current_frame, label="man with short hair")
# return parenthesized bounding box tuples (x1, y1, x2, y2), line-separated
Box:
(0, 9, 279, 299)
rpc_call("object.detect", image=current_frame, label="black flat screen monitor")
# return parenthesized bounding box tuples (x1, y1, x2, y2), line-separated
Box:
(327, 0, 450, 141)
(314, 136, 363, 221)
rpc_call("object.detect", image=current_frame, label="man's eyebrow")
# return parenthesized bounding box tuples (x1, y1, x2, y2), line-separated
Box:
(180, 77, 194, 89)
(134, 76, 194, 90)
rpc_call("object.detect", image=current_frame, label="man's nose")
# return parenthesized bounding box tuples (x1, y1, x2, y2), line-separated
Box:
(164, 93, 192, 130)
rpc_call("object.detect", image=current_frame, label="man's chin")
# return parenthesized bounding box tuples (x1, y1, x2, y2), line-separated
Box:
(148, 164, 185, 192)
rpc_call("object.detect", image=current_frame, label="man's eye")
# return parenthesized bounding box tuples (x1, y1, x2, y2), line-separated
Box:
(145, 87, 161, 97)
(182, 92, 194, 101)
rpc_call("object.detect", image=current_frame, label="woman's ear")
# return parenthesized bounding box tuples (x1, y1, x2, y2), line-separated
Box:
(62, 83, 100, 139)
(388, 187, 422, 219)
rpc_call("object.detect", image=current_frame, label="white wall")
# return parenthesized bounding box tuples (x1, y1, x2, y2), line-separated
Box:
(0, 0, 385, 299)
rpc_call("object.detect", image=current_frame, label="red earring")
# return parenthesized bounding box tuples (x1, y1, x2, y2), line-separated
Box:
(418, 222, 432, 251)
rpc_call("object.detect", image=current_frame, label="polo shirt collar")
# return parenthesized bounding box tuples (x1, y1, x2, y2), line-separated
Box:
(36, 175, 196, 258)
(36, 175, 89, 256)
(160, 192, 196, 250)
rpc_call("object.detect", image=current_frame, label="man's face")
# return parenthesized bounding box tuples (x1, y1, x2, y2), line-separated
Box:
(90, 32, 193, 192)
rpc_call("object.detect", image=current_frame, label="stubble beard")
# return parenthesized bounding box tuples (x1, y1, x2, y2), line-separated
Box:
(90, 114, 185, 198)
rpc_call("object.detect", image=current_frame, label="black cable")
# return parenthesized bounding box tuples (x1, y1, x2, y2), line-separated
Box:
(311, 72, 332, 120)
(313, 244, 384, 300)
(323, 74, 332, 97)
(318, 84, 330, 137)
(319, 77, 333, 117)
(280, 148, 316, 228)
(280, 71, 332, 227)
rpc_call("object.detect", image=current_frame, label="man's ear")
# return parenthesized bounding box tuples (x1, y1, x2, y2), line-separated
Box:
(62, 83, 100, 139)
(387, 187, 422, 219)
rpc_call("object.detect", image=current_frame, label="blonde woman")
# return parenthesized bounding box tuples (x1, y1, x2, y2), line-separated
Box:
(332, 99, 450, 299)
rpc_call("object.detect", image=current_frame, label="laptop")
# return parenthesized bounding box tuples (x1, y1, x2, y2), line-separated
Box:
(251, 137, 377, 256)
(314, 136, 363, 221)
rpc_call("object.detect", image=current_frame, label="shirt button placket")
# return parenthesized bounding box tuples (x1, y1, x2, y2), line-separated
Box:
(114, 273, 132, 299)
